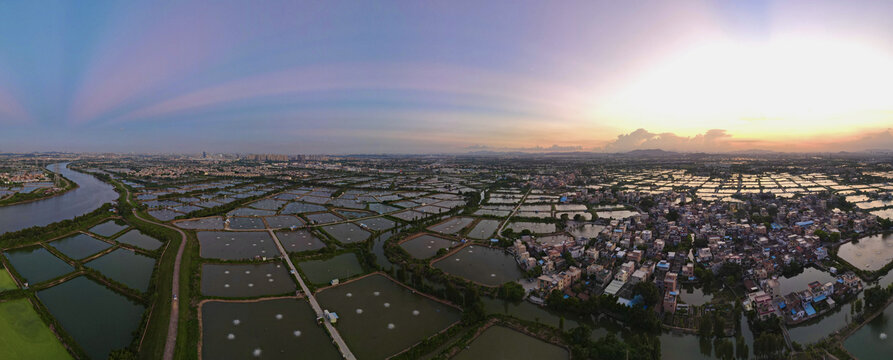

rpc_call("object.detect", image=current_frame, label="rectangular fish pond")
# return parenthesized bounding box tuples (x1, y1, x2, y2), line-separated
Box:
(173, 217, 224, 230)
(200, 298, 341, 360)
(197, 231, 278, 260)
(88, 220, 130, 238)
(453, 325, 568, 360)
(201, 262, 296, 297)
(274, 230, 327, 253)
(85, 248, 156, 293)
(4, 246, 73, 284)
(427, 217, 475, 235)
(37, 276, 145, 360)
(48, 233, 112, 260)
(433, 245, 523, 286)
(114, 229, 164, 251)
(315, 274, 462, 359)
(320, 223, 371, 244)
(297, 253, 364, 285)
(466, 219, 500, 239)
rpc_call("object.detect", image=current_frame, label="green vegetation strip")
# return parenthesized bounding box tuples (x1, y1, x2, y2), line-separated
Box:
(0, 204, 115, 249)
(0, 173, 76, 207)
(0, 298, 72, 359)
(0, 268, 17, 292)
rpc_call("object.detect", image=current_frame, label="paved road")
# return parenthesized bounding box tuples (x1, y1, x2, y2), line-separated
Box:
(134, 210, 186, 360)
(268, 230, 356, 360)
(124, 185, 185, 360)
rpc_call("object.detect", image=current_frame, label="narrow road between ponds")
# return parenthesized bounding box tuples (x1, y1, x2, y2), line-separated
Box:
(124, 184, 186, 360)
(133, 210, 186, 360)
(496, 188, 531, 238)
(268, 229, 356, 360)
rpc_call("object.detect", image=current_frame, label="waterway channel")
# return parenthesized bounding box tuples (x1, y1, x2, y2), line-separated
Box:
(0, 162, 118, 234)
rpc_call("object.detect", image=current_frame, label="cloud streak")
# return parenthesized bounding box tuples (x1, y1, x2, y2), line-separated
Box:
(602, 128, 742, 152)
(0, 86, 29, 124)
(599, 128, 893, 153)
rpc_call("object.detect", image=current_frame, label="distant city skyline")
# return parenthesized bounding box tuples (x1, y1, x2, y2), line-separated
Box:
(0, 0, 891, 154)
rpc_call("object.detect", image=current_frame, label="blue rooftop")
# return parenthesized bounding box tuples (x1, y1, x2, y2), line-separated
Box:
(804, 303, 817, 316)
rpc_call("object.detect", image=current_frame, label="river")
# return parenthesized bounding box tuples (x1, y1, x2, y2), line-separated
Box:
(0, 163, 118, 234)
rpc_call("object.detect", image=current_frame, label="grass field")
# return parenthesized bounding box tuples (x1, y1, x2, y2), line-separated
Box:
(0, 298, 71, 359)
(0, 268, 18, 291)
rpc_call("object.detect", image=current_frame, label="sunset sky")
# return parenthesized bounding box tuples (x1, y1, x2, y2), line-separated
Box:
(0, 0, 891, 153)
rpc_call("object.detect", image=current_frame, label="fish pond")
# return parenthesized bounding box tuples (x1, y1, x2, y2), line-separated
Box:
(298, 253, 364, 284)
(174, 217, 224, 230)
(228, 217, 266, 230)
(48, 233, 111, 260)
(844, 301, 893, 360)
(321, 223, 371, 244)
(264, 215, 304, 229)
(37, 276, 145, 360)
(275, 230, 327, 253)
(433, 245, 523, 286)
(197, 231, 278, 260)
(201, 298, 340, 360)
(315, 274, 462, 359)
(506, 221, 556, 234)
(453, 325, 568, 360)
(399, 234, 458, 259)
(4, 246, 73, 284)
(115, 229, 164, 251)
(466, 219, 500, 239)
(837, 233, 893, 271)
(356, 217, 396, 231)
(85, 249, 156, 292)
(88, 220, 129, 238)
(201, 262, 295, 297)
(427, 217, 474, 235)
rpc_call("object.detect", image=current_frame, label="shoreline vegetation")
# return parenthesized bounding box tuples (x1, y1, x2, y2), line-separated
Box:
(0, 172, 78, 207)
(0, 168, 181, 359)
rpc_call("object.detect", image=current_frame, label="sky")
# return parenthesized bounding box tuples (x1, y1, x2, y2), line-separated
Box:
(0, 0, 891, 154)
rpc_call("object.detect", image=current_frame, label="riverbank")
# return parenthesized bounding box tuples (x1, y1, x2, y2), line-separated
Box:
(0, 174, 78, 207)
(0, 163, 118, 235)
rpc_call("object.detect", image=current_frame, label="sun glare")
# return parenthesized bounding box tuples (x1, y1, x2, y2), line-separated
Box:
(603, 36, 893, 138)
